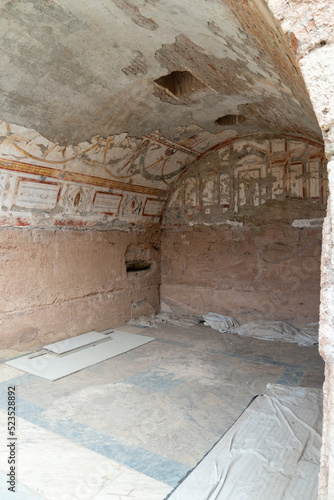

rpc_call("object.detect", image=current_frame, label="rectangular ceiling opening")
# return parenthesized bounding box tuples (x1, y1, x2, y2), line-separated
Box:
(154, 70, 206, 97)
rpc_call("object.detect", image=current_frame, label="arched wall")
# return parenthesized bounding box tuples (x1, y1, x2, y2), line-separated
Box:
(161, 135, 326, 325)
(0, 0, 333, 494)
(0, 0, 326, 354)
(233, 2, 334, 497)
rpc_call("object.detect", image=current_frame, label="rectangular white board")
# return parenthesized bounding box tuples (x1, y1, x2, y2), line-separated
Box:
(43, 331, 107, 354)
(6, 331, 155, 381)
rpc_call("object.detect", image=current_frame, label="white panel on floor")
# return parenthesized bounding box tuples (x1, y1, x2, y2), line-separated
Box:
(167, 384, 322, 500)
(44, 331, 106, 354)
(6, 331, 155, 381)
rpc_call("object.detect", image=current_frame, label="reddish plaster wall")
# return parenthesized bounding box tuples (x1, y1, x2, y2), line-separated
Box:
(161, 223, 322, 326)
(161, 136, 325, 327)
(0, 226, 161, 350)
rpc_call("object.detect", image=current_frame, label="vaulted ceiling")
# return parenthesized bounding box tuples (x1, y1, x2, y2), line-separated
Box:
(0, 0, 323, 226)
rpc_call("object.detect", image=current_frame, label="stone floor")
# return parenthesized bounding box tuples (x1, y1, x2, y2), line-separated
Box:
(0, 323, 325, 500)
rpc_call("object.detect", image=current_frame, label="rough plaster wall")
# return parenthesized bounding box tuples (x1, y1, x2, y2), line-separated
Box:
(266, 1, 334, 497)
(161, 224, 322, 326)
(318, 160, 334, 499)
(161, 136, 325, 325)
(0, 0, 320, 144)
(267, 0, 334, 154)
(0, 226, 161, 351)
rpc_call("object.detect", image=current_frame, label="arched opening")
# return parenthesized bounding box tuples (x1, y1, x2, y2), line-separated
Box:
(0, 0, 332, 498)
(162, 135, 326, 326)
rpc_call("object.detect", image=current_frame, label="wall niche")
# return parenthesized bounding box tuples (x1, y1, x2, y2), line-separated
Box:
(125, 241, 155, 275)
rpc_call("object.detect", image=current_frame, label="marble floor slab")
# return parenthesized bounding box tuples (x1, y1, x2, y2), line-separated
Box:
(0, 410, 172, 500)
(0, 323, 325, 499)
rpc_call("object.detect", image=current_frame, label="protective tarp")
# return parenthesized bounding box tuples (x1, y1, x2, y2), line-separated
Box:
(202, 312, 239, 333)
(231, 320, 319, 346)
(203, 313, 318, 346)
(299, 322, 319, 345)
(128, 312, 203, 328)
(166, 384, 322, 500)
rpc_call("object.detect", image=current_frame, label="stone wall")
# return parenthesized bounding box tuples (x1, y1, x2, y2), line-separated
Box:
(265, 1, 334, 497)
(0, 225, 161, 351)
(161, 223, 322, 326)
(161, 136, 326, 326)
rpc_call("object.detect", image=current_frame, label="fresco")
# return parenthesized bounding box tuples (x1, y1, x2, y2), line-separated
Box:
(0, 121, 325, 228)
(164, 137, 326, 226)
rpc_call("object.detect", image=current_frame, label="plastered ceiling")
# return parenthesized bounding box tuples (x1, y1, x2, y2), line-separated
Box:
(0, 0, 323, 227)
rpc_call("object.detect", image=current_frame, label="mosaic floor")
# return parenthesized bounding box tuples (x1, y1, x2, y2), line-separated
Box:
(0, 323, 325, 500)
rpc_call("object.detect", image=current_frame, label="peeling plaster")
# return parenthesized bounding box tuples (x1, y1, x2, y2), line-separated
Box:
(0, 0, 321, 145)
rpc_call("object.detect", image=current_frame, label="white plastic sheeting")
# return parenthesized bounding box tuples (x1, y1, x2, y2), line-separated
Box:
(202, 312, 239, 333)
(166, 384, 322, 500)
(128, 312, 202, 328)
(231, 320, 319, 346)
(129, 312, 318, 345)
(203, 314, 319, 346)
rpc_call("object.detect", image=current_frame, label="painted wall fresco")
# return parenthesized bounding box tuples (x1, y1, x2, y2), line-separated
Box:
(164, 136, 326, 227)
(0, 122, 183, 228)
(0, 123, 325, 229)
(0, 121, 234, 228)
(161, 137, 326, 326)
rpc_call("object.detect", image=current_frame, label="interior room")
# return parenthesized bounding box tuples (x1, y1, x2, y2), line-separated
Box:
(0, 0, 333, 499)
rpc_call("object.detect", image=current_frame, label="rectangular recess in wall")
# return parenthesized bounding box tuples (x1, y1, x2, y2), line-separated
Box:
(6, 331, 155, 381)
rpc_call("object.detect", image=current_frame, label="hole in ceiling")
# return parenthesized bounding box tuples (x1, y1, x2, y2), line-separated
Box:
(215, 115, 247, 126)
(154, 71, 206, 97)
(126, 260, 152, 273)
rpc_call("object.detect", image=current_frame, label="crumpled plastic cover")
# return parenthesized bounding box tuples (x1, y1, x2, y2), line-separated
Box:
(203, 313, 318, 346)
(128, 311, 203, 328)
(203, 312, 240, 333)
(166, 384, 322, 500)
